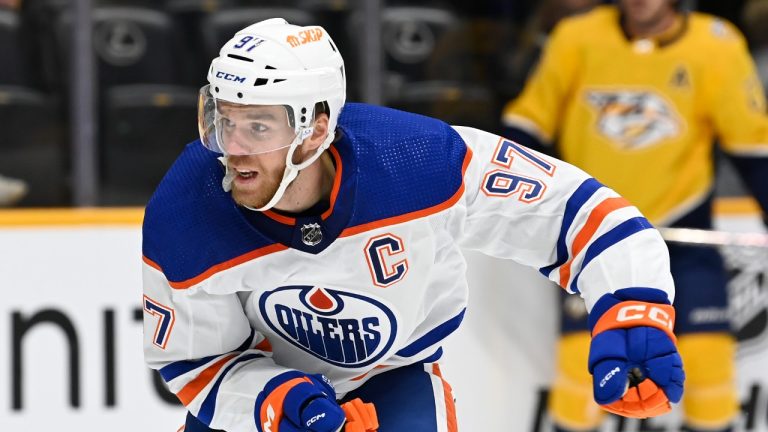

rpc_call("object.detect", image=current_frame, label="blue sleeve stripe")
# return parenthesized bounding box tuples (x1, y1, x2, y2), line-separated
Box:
(197, 353, 265, 426)
(396, 309, 465, 357)
(159, 328, 255, 382)
(418, 347, 444, 364)
(570, 216, 654, 293)
(539, 178, 604, 277)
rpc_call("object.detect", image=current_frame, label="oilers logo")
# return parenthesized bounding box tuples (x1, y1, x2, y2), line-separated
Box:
(259, 286, 398, 368)
(586, 90, 681, 149)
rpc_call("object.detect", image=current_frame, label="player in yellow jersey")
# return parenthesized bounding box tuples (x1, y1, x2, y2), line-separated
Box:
(502, 0, 768, 431)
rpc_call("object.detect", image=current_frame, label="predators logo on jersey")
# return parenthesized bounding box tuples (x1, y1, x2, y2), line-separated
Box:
(502, 6, 768, 223)
(586, 90, 682, 149)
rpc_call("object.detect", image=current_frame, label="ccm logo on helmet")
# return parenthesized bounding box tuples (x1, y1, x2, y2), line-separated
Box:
(215, 71, 246, 83)
(616, 304, 673, 330)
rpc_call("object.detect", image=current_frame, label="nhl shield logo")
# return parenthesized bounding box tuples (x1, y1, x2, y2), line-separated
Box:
(301, 223, 323, 246)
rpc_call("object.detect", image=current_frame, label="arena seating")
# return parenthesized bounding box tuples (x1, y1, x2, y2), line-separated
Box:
(56, 6, 198, 204)
(0, 7, 68, 206)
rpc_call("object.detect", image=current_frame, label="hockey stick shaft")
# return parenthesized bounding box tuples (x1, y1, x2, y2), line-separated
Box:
(658, 227, 768, 248)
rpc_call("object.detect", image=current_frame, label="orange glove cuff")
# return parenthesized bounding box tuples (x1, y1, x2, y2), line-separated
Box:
(600, 380, 671, 418)
(592, 301, 677, 344)
(341, 398, 378, 432)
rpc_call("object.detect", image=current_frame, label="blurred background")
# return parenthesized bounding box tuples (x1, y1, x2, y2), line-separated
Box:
(0, 0, 761, 208)
(1, 1, 768, 431)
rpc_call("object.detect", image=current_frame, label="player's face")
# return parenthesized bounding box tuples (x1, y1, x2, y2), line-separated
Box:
(218, 103, 296, 208)
(620, 0, 676, 29)
(216, 102, 296, 156)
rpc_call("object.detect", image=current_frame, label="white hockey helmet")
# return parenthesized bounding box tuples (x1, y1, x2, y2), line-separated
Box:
(198, 18, 346, 210)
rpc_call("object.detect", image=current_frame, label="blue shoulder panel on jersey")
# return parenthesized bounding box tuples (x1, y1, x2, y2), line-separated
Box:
(338, 103, 469, 229)
(142, 142, 278, 285)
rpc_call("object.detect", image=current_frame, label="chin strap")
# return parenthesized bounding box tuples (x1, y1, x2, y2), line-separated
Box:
(221, 126, 335, 212)
(248, 144, 302, 212)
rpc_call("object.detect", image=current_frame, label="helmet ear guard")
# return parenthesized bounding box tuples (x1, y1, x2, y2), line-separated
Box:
(199, 18, 346, 211)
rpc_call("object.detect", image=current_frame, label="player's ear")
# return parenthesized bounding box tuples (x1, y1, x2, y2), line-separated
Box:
(303, 113, 329, 152)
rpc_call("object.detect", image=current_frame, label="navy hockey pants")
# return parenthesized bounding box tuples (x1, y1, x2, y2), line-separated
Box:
(184, 361, 457, 432)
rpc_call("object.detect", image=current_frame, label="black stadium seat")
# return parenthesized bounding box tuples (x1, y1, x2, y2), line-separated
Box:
(102, 84, 198, 203)
(0, 8, 30, 86)
(356, 6, 500, 133)
(93, 7, 187, 86)
(347, 5, 466, 85)
(385, 81, 498, 132)
(0, 86, 68, 206)
(0, 8, 67, 206)
(55, 6, 198, 205)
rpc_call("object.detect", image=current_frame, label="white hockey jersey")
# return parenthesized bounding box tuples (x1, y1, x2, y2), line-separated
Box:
(142, 103, 674, 432)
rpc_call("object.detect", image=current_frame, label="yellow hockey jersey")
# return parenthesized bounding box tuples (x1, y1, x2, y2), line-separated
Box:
(502, 6, 768, 225)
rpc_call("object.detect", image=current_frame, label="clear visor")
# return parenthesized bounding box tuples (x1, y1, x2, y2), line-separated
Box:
(197, 85, 301, 156)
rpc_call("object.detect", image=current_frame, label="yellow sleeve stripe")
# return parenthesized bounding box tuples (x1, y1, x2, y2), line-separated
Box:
(713, 197, 761, 216)
(0, 207, 145, 227)
(722, 144, 768, 157)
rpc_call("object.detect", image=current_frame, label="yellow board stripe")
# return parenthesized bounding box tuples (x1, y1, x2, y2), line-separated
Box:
(713, 197, 761, 216)
(0, 207, 145, 226)
(0, 197, 758, 226)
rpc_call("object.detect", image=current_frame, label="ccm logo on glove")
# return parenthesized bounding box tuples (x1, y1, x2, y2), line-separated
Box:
(593, 301, 676, 342)
(615, 304, 673, 331)
(600, 367, 621, 388)
(306, 413, 325, 427)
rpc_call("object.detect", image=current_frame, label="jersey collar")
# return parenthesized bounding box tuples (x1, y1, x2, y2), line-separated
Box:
(237, 133, 357, 254)
(619, 10, 689, 50)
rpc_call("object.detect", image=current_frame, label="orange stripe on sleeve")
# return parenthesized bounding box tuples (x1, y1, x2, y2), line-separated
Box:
(558, 197, 631, 288)
(176, 354, 238, 406)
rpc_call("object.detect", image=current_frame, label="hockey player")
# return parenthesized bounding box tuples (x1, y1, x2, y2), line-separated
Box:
(502, 0, 768, 431)
(143, 18, 685, 432)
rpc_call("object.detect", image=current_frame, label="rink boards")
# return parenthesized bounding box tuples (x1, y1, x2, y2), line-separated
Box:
(0, 202, 765, 431)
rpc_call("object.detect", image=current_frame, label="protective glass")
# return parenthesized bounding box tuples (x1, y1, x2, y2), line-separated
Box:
(197, 85, 299, 155)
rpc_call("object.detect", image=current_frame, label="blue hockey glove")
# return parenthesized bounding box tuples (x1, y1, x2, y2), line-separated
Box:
(588, 288, 685, 418)
(255, 372, 346, 432)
